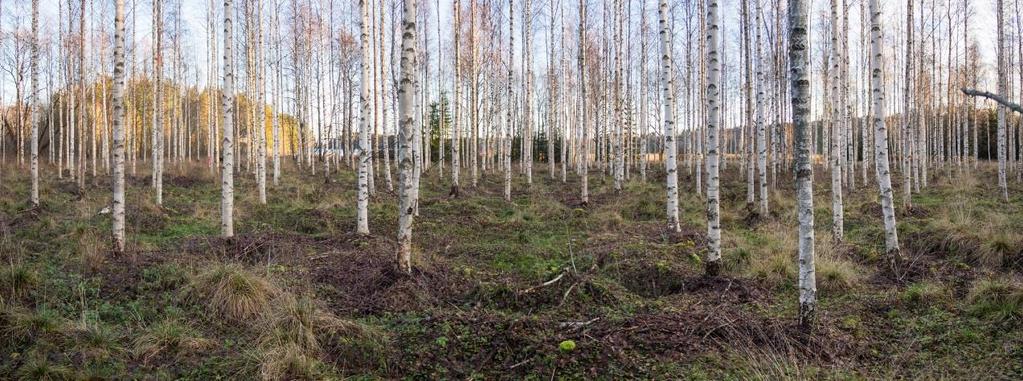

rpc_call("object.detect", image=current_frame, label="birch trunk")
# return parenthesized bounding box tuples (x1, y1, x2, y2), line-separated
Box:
(742, 0, 754, 207)
(397, 0, 418, 274)
(755, 0, 768, 215)
(788, 0, 817, 329)
(829, 0, 844, 240)
(997, 0, 1008, 201)
(505, 0, 515, 202)
(612, 0, 624, 192)
(256, 1, 266, 205)
(902, 0, 914, 208)
(358, 0, 372, 234)
(578, 0, 589, 206)
(450, 0, 461, 196)
(658, 0, 680, 233)
(152, 0, 163, 206)
(221, 0, 235, 238)
(704, 0, 722, 276)
(868, 0, 901, 260)
(30, 0, 39, 206)
(112, 0, 127, 252)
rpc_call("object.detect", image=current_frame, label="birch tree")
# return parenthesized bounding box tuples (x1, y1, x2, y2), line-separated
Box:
(755, 0, 768, 215)
(221, 0, 236, 238)
(658, 0, 680, 233)
(578, 0, 589, 206)
(357, 0, 373, 234)
(868, 0, 901, 261)
(788, 0, 817, 329)
(450, 0, 461, 197)
(397, 0, 418, 274)
(112, 0, 127, 252)
(505, 0, 515, 202)
(997, 0, 1008, 201)
(829, 0, 844, 240)
(704, 0, 722, 276)
(29, 0, 39, 206)
(153, 0, 164, 205)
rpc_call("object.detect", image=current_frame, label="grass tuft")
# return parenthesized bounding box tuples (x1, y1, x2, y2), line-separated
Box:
(14, 353, 75, 381)
(133, 318, 211, 364)
(257, 294, 387, 373)
(0, 263, 40, 302)
(190, 263, 279, 321)
(966, 277, 1023, 323)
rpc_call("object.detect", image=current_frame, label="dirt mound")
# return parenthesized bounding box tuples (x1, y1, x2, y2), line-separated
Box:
(312, 244, 470, 314)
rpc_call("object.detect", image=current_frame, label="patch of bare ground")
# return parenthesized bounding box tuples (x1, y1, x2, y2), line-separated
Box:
(311, 243, 471, 315)
(388, 287, 851, 379)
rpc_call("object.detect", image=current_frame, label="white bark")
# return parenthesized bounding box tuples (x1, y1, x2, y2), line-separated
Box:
(358, 0, 372, 235)
(829, 0, 844, 240)
(112, 0, 127, 252)
(29, 0, 39, 206)
(902, 0, 914, 208)
(450, 0, 461, 196)
(755, 0, 768, 215)
(612, 0, 624, 192)
(256, 1, 266, 205)
(505, 0, 515, 202)
(658, 0, 681, 233)
(788, 0, 817, 329)
(524, 0, 534, 185)
(397, 0, 418, 274)
(997, 0, 1008, 201)
(868, 0, 901, 259)
(578, 0, 588, 205)
(704, 0, 722, 275)
(221, 0, 235, 238)
(153, 0, 163, 206)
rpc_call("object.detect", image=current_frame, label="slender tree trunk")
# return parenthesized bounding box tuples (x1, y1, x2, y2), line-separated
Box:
(112, 0, 127, 252)
(658, 0, 681, 233)
(357, 0, 372, 234)
(578, 0, 589, 206)
(30, 0, 40, 206)
(612, 0, 624, 192)
(221, 0, 235, 238)
(902, 0, 914, 208)
(505, 0, 516, 202)
(152, 0, 163, 205)
(829, 0, 844, 240)
(704, 0, 722, 276)
(742, 0, 754, 208)
(997, 0, 1008, 200)
(450, 0, 461, 196)
(789, 0, 817, 331)
(755, 0, 768, 215)
(868, 0, 901, 260)
(397, 0, 418, 274)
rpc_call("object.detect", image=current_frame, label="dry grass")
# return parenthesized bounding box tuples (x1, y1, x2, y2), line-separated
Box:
(0, 263, 39, 302)
(1, 305, 67, 342)
(256, 293, 387, 379)
(190, 263, 280, 322)
(966, 276, 1023, 323)
(133, 318, 212, 364)
(74, 228, 106, 272)
(256, 341, 327, 381)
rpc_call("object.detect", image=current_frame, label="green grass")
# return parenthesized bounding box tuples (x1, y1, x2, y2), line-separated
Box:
(2, 162, 1022, 379)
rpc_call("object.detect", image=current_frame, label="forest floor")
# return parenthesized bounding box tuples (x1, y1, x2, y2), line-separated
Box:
(1, 161, 1022, 379)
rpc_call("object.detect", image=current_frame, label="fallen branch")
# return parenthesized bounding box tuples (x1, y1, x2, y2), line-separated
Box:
(508, 357, 532, 370)
(518, 271, 566, 295)
(961, 88, 1023, 114)
(559, 317, 600, 329)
